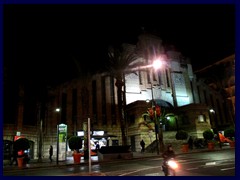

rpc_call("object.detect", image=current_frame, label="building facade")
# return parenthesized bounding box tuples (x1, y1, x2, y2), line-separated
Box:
(194, 54, 235, 130)
(3, 33, 233, 161)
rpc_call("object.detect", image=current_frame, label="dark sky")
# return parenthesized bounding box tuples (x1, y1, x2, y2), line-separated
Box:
(4, 4, 235, 87)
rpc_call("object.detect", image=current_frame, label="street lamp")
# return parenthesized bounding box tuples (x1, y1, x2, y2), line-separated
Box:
(149, 57, 177, 153)
(209, 108, 222, 149)
(128, 57, 174, 154)
(149, 59, 163, 155)
(149, 83, 160, 155)
(55, 108, 60, 165)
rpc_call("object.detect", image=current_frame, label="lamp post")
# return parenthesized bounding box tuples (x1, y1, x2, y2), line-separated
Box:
(149, 82, 160, 155)
(209, 108, 222, 149)
(150, 59, 164, 154)
(55, 108, 60, 165)
(129, 57, 169, 154)
(151, 56, 181, 153)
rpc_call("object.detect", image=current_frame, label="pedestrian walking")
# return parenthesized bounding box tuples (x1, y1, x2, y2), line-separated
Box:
(95, 141, 100, 152)
(140, 139, 145, 153)
(49, 145, 53, 162)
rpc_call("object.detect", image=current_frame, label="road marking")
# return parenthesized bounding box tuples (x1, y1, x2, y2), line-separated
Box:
(150, 158, 162, 161)
(145, 173, 160, 176)
(181, 159, 208, 164)
(221, 167, 235, 171)
(205, 162, 216, 165)
(118, 166, 162, 176)
(187, 167, 199, 170)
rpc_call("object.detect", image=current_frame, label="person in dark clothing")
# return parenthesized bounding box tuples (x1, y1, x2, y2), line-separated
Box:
(188, 136, 193, 150)
(49, 145, 53, 162)
(95, 142, 100, 151)
(162, 144, 176, 163)
(162, 144, 176, 175)
(140, 139, 145, 153)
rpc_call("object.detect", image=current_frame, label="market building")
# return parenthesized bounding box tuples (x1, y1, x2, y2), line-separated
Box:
(3, 33, 234, 162)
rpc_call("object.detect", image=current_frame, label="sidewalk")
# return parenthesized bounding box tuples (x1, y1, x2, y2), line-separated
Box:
(3, 145, 233, 171)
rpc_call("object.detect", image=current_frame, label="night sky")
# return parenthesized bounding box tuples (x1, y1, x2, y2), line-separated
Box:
(4, 4, 235, 87)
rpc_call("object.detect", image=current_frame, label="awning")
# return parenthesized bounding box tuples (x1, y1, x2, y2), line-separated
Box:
(151, 99, 174, 108)
(91, 133, 117, 139)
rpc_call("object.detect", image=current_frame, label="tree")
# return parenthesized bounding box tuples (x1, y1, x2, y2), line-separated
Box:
(175, 130, 188, 140)
(68, 136, 82, 153)
(13, 138, 30, 154)
(72, 56, 93, 159)
(224, 127, 235, 139)
(203, 129, 214, 142)
(105, 44, 139, 145)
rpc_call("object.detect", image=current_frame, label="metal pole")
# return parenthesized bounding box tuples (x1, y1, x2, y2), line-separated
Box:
(56, 124, 59, 165)
(55, 108, 61, 165)
(150, 80, 159, 155)
(212, 111, 222, 149)
(88, 118, 91, 173)
(159, 123, 164, 153)
(155, 124, 159, 155)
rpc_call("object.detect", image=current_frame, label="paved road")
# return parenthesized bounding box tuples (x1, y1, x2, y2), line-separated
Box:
(3, 146, 233, 176)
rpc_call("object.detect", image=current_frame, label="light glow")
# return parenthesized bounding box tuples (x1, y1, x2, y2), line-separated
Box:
(152, 59, 163, 70)
(168, 160, 178, 169)
(209, 109, 215, 113)
(55, 108, 60, 112)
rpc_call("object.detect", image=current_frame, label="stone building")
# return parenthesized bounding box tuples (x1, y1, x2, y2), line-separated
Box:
(3, 33, 232, 161)
(194, 54, 235, 130)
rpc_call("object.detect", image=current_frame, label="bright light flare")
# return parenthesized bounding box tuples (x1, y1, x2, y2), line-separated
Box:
(152, 59, 163, 70)
(168, 160, 178, 169)
(209, 109, 215, 113)
(55, 108, 60, 112)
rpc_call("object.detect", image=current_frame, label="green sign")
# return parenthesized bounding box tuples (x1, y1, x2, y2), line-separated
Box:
(58, 124, 67, 143)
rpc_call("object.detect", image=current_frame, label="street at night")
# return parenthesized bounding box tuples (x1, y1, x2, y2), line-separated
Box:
(3, 3, 236, 178)
(4, 148, 235, 176)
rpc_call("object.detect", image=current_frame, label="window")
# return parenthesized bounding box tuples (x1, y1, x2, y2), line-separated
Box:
(165, 69, 170, 87)
(203, 90, 208, 104)
(197, 86, 201, 103)
(152, 70, 157, 81)
(139, 70, 142, 85)
(147, 69, 151, 84)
